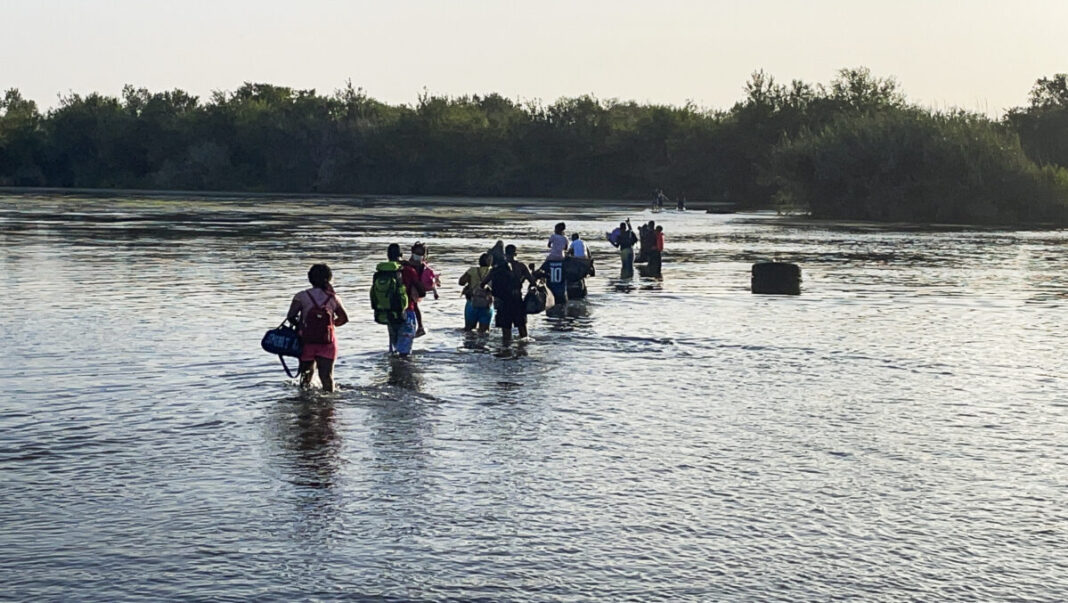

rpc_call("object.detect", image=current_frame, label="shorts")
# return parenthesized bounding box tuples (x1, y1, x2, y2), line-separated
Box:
(465, 300, 494, 326)
(300, 341, 337, 361)
(546, 280, 567, 304)
(495, 296, 527, 330)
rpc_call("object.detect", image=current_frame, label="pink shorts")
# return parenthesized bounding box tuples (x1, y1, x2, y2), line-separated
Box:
(300, 341, 337, 361)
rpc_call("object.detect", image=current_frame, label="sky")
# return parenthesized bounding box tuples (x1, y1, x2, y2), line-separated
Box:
(1, 0, 1066, 116)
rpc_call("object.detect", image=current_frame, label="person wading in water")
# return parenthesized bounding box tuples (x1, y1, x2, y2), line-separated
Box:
(287, 263, 349, 391)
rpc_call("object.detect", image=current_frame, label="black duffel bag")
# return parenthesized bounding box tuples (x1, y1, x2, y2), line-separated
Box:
(524, 284, 555, 314)
(261, 322, 303, 377)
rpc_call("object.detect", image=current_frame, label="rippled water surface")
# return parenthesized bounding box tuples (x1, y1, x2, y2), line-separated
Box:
(2, 194, 1067, 601)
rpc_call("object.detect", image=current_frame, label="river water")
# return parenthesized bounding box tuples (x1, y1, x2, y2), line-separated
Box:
(1, 194, 1066, 601)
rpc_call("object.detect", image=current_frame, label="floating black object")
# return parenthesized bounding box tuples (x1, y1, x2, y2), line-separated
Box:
(562, 256, 592, 281)
(751, 262, 801, 295)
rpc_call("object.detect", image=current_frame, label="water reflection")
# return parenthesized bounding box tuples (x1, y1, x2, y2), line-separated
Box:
(263, 390, 345, 568)
(364, 359, 436, 514)
(493, 340, 530, 360)
(384, 356, 424, 392)
(609, 275, 636, 293)
(544, 299, 593, 332)
(458, 330, 494, 353)
(268, 392, 342, 490)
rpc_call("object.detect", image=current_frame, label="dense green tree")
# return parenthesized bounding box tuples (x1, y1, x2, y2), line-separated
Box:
(1, 70, 1066, 224)
(1007, 74, 1068, 170)
(0, 89, 45, 185)
(772, 108, 1068, 223)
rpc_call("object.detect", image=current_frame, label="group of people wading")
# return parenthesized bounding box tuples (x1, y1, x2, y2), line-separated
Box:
(606, 218, 665, 277)
(281, 220, 664, 391)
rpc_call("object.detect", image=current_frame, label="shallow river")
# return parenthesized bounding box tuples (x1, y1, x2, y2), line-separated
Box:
(1, 194, 1067, 601)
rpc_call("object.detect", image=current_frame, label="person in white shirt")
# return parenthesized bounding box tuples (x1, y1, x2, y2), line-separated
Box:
(546, 222, 568, 261)
(566, 232, 595, 287)
(569, 232, 588, 258)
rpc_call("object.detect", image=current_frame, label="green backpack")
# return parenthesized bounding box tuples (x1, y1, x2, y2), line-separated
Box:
(370, 261, 409, 325)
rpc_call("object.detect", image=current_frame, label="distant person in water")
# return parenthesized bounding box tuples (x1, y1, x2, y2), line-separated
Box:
(419, 246, 442, 301)
(286, 263, 349, 391)
(676, 193, 686, 211)
(609, 219, 638, 276)
(371, 244, 422, 356)
(406, 242, 432, 337)
(569, 232, 588, 258)
(547, 222, 568, 261)
(566, 232, 595, 287)
(648, 225, 665, 276)
(566, 231, 595, 281)
(637, 220, 656, 263)
(459, 252, 494, 333)
(654, 189, 669, 210)
(542, 222, 569, 303)
(483, 244, 535, 344)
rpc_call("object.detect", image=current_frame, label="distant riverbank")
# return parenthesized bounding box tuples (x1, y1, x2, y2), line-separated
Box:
(3, 70, 1067, 226)
(0, 186, 740, 214)
(7, 187, 1065, 231)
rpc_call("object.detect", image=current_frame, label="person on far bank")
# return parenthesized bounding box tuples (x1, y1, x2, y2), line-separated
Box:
(286, 263, 349, 391)
(482, 244, 535, 344)
(459, 252, 495, 333)
(547, 222, 568, 261)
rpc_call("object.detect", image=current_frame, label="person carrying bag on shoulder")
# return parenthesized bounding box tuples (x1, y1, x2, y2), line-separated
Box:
(286, 263, 348, 391)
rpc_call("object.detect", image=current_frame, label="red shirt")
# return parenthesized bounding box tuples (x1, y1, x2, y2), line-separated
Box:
(655, 231, 664, 252)
(401, 265, 421, 310)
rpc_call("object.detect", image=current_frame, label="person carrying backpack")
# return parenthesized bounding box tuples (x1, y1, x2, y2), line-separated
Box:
(609, 219, 638, 277)
(286, 263, 349, 391)
(458, 252, 494, 333)
(372, 243, 422, 356)
(482, 244, 535, 344)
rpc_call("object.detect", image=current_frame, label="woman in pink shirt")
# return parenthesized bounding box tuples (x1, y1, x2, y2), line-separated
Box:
(286, 263, 349, 391)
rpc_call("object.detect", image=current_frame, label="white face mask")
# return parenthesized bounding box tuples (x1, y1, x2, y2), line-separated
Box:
(410, 254, 424, 262)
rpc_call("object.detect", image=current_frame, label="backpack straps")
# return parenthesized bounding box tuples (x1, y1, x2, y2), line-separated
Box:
(391, 270, 405, 313)
(308, 288, 333, 311)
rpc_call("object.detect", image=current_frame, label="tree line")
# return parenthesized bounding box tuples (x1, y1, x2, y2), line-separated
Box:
(2, 69, 1067, 224)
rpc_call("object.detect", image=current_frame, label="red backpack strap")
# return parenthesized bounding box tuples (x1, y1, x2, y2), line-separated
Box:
(311, 288, 334, 310)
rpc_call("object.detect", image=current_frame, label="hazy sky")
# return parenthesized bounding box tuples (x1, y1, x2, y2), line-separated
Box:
(2, 0, 1066, 116)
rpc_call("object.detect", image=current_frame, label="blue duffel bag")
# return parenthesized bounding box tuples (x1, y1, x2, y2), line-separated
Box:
(261, 322, 303, 377)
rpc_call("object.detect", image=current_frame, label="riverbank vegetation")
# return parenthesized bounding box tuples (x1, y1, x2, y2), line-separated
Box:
(2, 69, 1067, 224)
